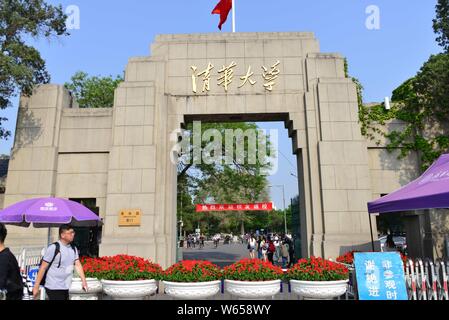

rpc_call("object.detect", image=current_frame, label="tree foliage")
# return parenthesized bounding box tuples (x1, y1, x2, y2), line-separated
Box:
(0, 0, 68, 139)
(433, 0, 449, 52)
(176, 122, 276, 235)
(64, 71, 124, 108)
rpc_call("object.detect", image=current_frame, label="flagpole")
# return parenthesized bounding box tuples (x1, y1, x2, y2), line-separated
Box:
(232, 0, 236, 32)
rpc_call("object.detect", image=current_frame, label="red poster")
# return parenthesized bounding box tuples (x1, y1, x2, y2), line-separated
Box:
(195, 202, 273, 212)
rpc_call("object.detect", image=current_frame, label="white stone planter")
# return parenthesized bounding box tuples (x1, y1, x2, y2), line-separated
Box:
(101, 279, 158, 300)
(69, 278, 102, 300)
(163, 280, 221, 300)
(225, 280, 281, 300)
(290, 280, 349, 300)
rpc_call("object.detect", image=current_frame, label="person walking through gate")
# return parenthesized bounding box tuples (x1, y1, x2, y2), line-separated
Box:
(248, 235, 257, 259)
(285, 235, 295, 268)
(199, 234, 205, 249)
(32, 225, 88, 300)
(273, 235, 281, 266)
(267, 237, 275, 264)
(0, 223, 23, 300)
(281, 239, 290, 269)
(261, 237, 268, 262)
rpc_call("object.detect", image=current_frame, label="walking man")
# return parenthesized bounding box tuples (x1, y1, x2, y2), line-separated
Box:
(0, 223, 23, 300)
(32, 225, 88, 300)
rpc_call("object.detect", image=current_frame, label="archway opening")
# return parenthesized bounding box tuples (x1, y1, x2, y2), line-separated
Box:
(174, 113, 304, 268)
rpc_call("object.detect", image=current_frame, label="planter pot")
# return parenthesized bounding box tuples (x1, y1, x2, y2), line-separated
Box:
(225, 279, 281, 300)
(163, 280, 221, 300)
(290, 280, 349, 300)
(101, 279, 158, 300)
(69, 278, 102, 300)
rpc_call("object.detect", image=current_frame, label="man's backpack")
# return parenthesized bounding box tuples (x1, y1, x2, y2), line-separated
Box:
(40, 242, 77, 286)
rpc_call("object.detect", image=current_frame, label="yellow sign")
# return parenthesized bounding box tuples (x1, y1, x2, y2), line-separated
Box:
(119, 209, 142, 227)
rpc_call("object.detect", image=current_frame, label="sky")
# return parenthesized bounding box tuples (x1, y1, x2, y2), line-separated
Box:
(0, 0, 442, 208)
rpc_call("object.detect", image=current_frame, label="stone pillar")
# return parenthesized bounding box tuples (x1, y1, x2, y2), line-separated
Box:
(4, 84, 70, 246)
(305, 53, 374, 258)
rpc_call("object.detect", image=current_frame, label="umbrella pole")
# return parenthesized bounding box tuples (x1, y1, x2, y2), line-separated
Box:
(47, 227, 52, 246)
(368, 212, 375, 251)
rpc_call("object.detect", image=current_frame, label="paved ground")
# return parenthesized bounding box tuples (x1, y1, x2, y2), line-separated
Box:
(183, 241, 250, 268)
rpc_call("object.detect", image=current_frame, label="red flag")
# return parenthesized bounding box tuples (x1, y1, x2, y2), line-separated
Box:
(212, 0, 232, 30)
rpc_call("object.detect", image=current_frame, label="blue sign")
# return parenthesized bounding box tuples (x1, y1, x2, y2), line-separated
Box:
(27, 267, 39, 287)
(354, 252, 408, 300)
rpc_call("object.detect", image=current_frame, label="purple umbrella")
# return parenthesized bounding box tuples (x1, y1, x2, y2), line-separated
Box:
(0, 197, 102, 245)
(0, 197, 102, 227)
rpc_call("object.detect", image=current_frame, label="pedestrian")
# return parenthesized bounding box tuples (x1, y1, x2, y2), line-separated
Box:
(257, 236, 263, 259)
(187, 235, 191, 248)
(385, 234, 397, 252)
(32, 224, 88, 300)
(281, 239, 290, 269)
(286, 235, 295, 268)
(248, 235, 257, 259)
(200, 234, 205, 249)
(0, 223, 23, 300)
(261, 237, 268, 262)
(267, 237, 275, 264)
(273, 235, 281, 266)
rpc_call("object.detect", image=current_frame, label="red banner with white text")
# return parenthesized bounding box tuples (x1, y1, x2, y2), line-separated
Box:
(196, 202, 273, 212)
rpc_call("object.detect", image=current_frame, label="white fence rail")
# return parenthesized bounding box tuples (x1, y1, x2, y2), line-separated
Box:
(404, 258, 449, 300)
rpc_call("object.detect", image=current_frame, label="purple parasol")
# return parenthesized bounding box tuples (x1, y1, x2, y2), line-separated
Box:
(0, 197, 102, 227)
(368, 154, 449, 213)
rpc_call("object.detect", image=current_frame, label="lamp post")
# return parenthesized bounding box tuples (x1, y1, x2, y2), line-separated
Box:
(268, 184, 288, 235)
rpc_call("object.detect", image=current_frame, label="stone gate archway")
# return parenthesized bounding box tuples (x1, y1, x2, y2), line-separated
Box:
(98, 32, 374, 268)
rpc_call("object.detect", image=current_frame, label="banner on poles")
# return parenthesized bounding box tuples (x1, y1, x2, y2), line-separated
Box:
(196, 202, 273, 212)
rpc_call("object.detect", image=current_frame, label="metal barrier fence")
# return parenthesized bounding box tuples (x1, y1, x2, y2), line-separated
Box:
(10, 246, 46, 300)
(404, 258, 449, 300)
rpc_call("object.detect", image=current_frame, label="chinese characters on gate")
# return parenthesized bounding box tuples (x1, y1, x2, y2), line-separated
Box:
(191, 61, 281, 93)
(354, 252, 408, 300)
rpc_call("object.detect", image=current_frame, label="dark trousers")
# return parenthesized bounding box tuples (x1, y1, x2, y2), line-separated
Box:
(45, 289, 69, 300)
(267, 252, 274, 264)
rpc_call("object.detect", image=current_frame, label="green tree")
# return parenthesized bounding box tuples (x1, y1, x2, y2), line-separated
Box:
(64, 71, 124, 108)
(0, 0, 68, 139)
(433, 0, 449, 52)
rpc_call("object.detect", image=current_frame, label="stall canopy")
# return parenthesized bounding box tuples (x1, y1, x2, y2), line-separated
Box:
(368, 154, 449, 214)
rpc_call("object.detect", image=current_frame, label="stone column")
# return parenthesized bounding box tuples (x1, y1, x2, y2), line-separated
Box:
(4, 84, 70, 246)
(306, 53, 374, 258)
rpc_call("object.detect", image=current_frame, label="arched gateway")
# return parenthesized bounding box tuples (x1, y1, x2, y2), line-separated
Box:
(4, 33, 375, 268)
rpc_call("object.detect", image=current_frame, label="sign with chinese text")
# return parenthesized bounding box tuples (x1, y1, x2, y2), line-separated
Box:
(119, 209, 142, 227)
(191, 61, 281, 93)
(27, 266, 39, 287)
(196, 202, 273, 212)
(354, 252, 408, 300)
